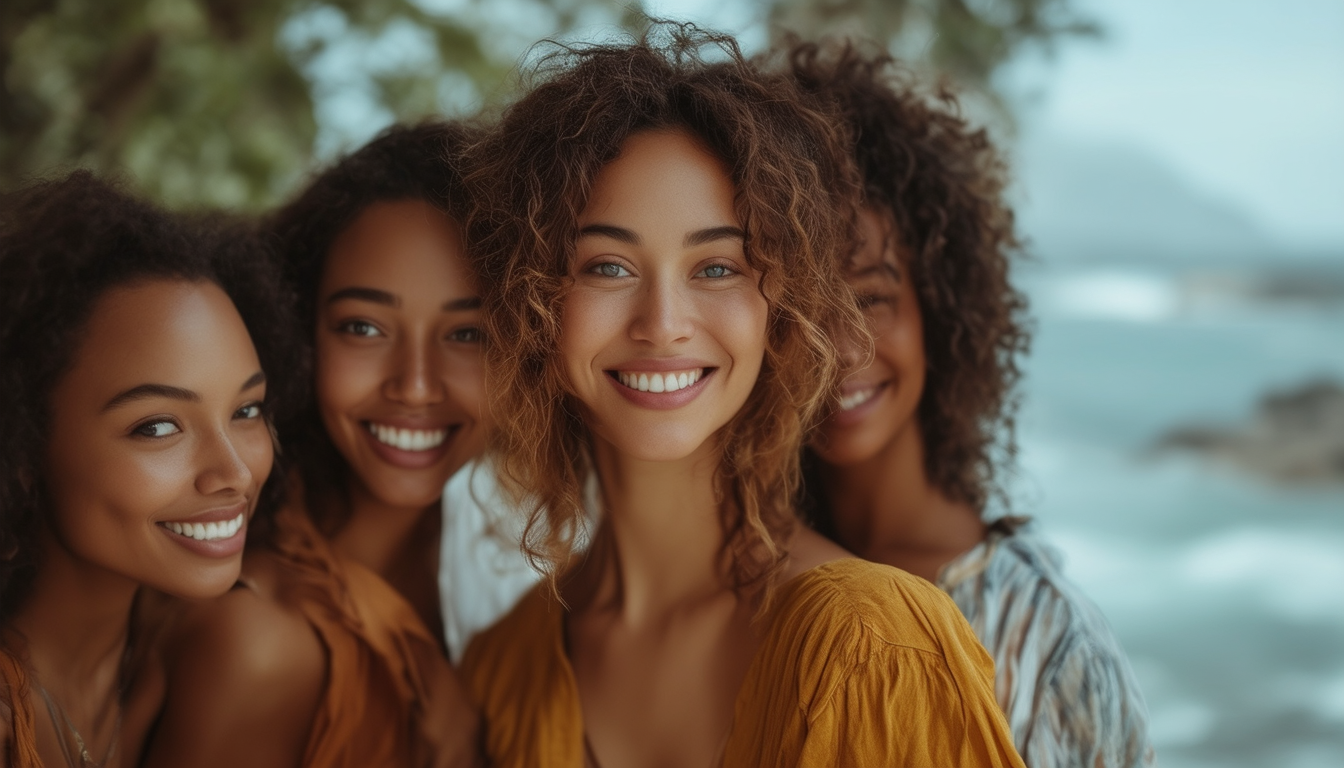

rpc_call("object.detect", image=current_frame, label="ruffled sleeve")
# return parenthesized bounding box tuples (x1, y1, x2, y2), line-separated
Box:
(725, 559, 1026, 768)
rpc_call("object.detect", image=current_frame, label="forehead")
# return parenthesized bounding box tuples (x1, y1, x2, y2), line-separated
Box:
(579, 129, 739, 232)
(57, 280, 258, 404)
(323, 199, 474, 297)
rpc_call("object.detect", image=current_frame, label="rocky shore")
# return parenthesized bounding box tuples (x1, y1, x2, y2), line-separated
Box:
(1155, 378, 1344, 484)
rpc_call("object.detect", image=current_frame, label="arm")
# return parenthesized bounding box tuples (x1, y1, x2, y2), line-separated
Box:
(140, 589, 326, 768)
(1022, 636, 1157, 768)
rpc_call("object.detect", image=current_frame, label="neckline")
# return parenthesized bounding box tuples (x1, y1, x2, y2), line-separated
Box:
(549, 557, 866, 767)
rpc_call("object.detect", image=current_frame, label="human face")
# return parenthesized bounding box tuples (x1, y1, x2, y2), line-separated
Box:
(813, 206, 927, 466)
(315, 199, 487, 512)
(562, 129, 769, 463)
(44, 280, 272, 599)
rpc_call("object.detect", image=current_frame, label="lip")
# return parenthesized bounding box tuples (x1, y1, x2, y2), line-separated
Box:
(360, 420, 459, 470)
(827, 380, 889, 428)
(157, 501, 249, 559)
(606, 366, 716, 410)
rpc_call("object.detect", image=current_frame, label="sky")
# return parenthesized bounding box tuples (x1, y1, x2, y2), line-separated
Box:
(645, 0, 1344, 252)
(1010, 0, 1344, 251)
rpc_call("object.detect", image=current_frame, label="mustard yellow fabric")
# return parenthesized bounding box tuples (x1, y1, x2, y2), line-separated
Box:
(0, 648, 42, 768)
(261, 502, 464, 768)
(462, 558, 1026, 767)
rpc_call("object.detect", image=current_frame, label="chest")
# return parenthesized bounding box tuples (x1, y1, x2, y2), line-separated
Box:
(568, 610, 759, 768)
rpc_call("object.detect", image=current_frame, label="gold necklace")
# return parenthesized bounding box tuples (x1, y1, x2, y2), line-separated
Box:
(35, 681, 120, 768)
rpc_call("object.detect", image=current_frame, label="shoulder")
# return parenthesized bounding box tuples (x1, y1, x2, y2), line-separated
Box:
(774, 557, 974, 655)
(168, 579, 327, 701)
(142, 579, 328, 768)
(956, 533, 1155, 766)
(460, 585, 557, 696)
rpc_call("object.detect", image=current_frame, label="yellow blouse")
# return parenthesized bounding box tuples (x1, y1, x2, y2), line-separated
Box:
(462, 558, 1026, 767)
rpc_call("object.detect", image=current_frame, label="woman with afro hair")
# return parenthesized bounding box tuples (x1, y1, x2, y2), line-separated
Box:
(459, 25, 1025, 768)
(772, 39, 1156, 768)
(0, 171, 294, 767)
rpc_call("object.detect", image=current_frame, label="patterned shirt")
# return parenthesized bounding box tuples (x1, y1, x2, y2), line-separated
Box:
(939, 522, 1157, 768)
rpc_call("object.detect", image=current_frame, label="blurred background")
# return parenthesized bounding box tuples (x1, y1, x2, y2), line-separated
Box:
(3, 0, 1341, 764)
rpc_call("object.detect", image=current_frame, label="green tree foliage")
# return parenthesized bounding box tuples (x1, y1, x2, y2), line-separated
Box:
(0, 0, 1094, 209)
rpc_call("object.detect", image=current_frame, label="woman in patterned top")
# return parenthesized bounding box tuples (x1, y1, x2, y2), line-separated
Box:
(773, 39, 1157, 768)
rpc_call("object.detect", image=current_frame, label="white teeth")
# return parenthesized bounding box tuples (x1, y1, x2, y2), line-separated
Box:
(163, 512, 244, 541)
(839, 387, 878, 411)
(366, 423, 448, 451)
(616, 369, 703, 393)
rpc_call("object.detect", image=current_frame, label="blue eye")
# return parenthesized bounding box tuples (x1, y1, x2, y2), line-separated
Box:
(234, 403, 263, 420)
(591, 262, 631, 278)
(697, 264, 734, 279)
(133, 419, 181, 438)
(337, 319, 382, 337)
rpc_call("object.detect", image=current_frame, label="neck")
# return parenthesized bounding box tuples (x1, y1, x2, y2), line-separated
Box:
(330, 483, 438, 580)
(819, 420, 984, 581)
(6, 529, 136, 706)
(576, 437, 728, 622)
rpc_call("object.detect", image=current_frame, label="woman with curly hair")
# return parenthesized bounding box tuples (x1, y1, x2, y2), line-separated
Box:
(772, 40, 1155, 768)
(459, 27, 1025, 768)
(0, 171, 291, 767)
(138, 123, 482, 768)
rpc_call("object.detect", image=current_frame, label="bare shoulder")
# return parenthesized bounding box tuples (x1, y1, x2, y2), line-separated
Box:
(780, 526, 855, 581)
(142, 557, 327, 768)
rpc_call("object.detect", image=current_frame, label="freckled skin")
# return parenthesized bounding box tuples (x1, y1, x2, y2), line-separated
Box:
(10, 279, 273, 768)
(558, 129, 850, 768)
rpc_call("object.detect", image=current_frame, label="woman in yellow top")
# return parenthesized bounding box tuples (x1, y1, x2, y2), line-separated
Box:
(461, 26, 1026, 768)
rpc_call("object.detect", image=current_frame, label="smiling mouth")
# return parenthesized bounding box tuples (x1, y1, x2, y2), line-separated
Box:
(611, 368, 709, 393)
(839, 383, 885, 411)
(159, 512, 245, 542)
(364, 422, 454, 452)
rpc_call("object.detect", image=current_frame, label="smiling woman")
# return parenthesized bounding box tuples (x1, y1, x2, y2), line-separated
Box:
(135, 122, 485, 768)
(460, 24, 1027, 768)
(0, 171, 295, 768)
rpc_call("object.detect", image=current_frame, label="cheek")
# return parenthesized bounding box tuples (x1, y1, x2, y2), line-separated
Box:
(315, 337, 385, 414)
(237, 426, 276, 495)
(443, 356, 488, 420)
(711, 289, 769, 370)
(46, 438, 187, 548)
(558, 292, 616, 386)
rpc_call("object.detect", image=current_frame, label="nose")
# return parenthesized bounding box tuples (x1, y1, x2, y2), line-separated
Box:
(382, 335, 445, 406)
(835, 319, 873, 375)
(195, 429, 256, 497)
(629, 275, 695, 347)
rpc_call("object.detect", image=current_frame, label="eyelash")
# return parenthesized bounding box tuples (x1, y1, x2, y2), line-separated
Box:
(129, 402, 264, 439)
(588, 262, 631, 278)
(337, 319, 382, 337)
(448, 327, 483, 344)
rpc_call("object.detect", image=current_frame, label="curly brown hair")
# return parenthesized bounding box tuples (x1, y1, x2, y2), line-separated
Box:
(772, 39, 1030, 516)
(465, 24, 867, 595)
(266, 120, 479, 536)
(0, 171, 300, 618)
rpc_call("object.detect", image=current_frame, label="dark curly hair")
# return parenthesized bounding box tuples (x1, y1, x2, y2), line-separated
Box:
(0, 170, 300, 618)
(465, 24, 867, 596)
(266, 120, 479, 536)
(773, 39, 1031, 516)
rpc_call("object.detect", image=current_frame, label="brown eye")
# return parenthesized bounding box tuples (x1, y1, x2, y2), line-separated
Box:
(337, 319, 382, 337)
(133, 419, 181, 438)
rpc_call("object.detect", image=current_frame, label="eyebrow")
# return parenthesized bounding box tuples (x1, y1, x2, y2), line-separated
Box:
(326, 287, 399, 307)
(102, 370, 266, 412)
(443, 296, 481, 311)
(578, 224, 640, 245)
(684, 226, 746, 248)
(577, 224, 746, 249)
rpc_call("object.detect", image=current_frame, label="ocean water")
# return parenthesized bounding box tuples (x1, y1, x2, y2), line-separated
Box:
(1012, 261, 1344, 767)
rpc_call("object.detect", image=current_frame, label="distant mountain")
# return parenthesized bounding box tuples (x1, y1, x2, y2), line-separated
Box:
(1011, 134, 1275, 262)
